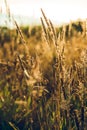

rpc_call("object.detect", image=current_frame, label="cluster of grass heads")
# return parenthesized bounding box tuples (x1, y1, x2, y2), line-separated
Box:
(0, 2, 87, 130)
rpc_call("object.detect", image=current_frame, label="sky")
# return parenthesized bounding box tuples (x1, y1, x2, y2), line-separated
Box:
(0, 0, 87, 24)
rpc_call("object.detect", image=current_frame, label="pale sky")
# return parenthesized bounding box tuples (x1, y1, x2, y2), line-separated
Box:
(0, 0, 87, 24)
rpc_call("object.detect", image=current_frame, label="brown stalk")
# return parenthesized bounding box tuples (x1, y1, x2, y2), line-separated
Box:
(40, 17, 49, 43)
(17, 53, 29, 79)
(4, 0, 11, 21)
(41, 8, 51, 30)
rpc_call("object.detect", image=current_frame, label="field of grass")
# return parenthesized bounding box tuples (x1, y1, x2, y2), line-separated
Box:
(0, 2, 87, 130)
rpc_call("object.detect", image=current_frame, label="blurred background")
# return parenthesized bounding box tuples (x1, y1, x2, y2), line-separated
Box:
(0, 0, 87, 26)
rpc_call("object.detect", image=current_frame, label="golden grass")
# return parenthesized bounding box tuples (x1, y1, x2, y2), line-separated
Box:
(0, 1, 87, 130)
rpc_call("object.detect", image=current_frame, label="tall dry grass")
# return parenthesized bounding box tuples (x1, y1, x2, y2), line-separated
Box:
(0, 1, 87, 130)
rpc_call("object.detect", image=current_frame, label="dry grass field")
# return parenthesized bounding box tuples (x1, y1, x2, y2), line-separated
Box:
(0, 2, 87, 130)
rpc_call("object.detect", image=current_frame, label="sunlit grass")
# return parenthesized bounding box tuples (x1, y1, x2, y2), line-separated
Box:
(0, 1, 87, 130)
